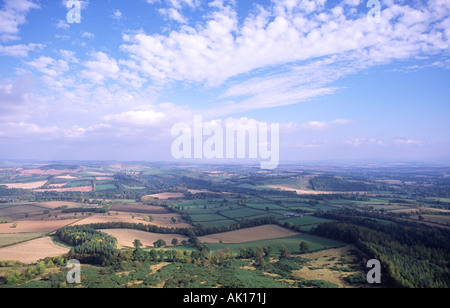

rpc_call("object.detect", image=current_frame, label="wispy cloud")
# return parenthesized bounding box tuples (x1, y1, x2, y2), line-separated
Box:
(120, 0, 450, 116)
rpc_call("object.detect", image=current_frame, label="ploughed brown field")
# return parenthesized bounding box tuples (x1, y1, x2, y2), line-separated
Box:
(33, 186, 93, 193)
(0, 219, 80, 234)
(37, 201, 86, 209)
(110, 204, 172, 214)
(198, 225, 299, 244)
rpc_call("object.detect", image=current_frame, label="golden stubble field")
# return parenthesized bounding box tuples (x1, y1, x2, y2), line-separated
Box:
(0, 236, 70, 264)
(100, 229, 189, 249)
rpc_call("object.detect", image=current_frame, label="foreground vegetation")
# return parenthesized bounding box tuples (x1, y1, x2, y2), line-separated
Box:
(0, 241, 363, 288)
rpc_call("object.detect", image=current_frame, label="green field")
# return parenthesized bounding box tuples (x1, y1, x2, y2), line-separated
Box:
(95, 184, 117, 191)
(282, 216, 334, 226)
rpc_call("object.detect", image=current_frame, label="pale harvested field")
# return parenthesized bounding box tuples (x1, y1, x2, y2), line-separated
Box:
(95, 176, 114, 180)
(100, 229, 189, 249)
(418, 207, 450, 213)
(0, 219, 79, 234)
(292, 245, 364, 288)
(33, 186, 93, 193)
(83, 172, 113, 176)
(187, 189, 211, 194)
(74, 212, 192, 228)
(147, 192, 184, 199)
(0, 236, 69, 264)
(268, 185, 338, 195)
(54, 175, 78, 179)
(3, 181, 48, 190)
(199, 225, 299, 244)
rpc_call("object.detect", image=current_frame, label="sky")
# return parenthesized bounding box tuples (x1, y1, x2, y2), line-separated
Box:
(0, 0, 449, 165)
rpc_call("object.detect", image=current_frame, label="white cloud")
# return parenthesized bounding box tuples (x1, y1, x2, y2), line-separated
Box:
(26, 56, 69, 77)
(0, 121, 86, 140)
(103, 110, 166, 127)
(1, 0, 448, 163)
(111, 9, 123, 20)
(301, 121, 328, 130)
(158, 7, 188, 23)
(345, 138, 385, 147)
(394, 138, 423, 146)
(82, 31, 95, 39)
(0, 0, 39, 42)
(82, 51, 120, 84)
(333, 118, 354, 125)
(56, 19, 70, 29)
(0, 73, 34, 119)
(0, 43, 43, 57)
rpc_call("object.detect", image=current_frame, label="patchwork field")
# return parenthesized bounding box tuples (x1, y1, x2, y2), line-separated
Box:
(0, 162, 449, 290)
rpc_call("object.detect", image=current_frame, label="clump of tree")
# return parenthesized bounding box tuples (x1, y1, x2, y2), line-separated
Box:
(0, 217, 12, 224)
(56, 225, 118, 266)
(299, 242, 310, 254)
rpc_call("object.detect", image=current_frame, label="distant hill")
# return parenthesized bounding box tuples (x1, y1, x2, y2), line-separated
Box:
(39, 164, 79, 171)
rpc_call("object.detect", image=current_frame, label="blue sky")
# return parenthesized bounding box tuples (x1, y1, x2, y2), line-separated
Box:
(0, 0, 449, 164)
